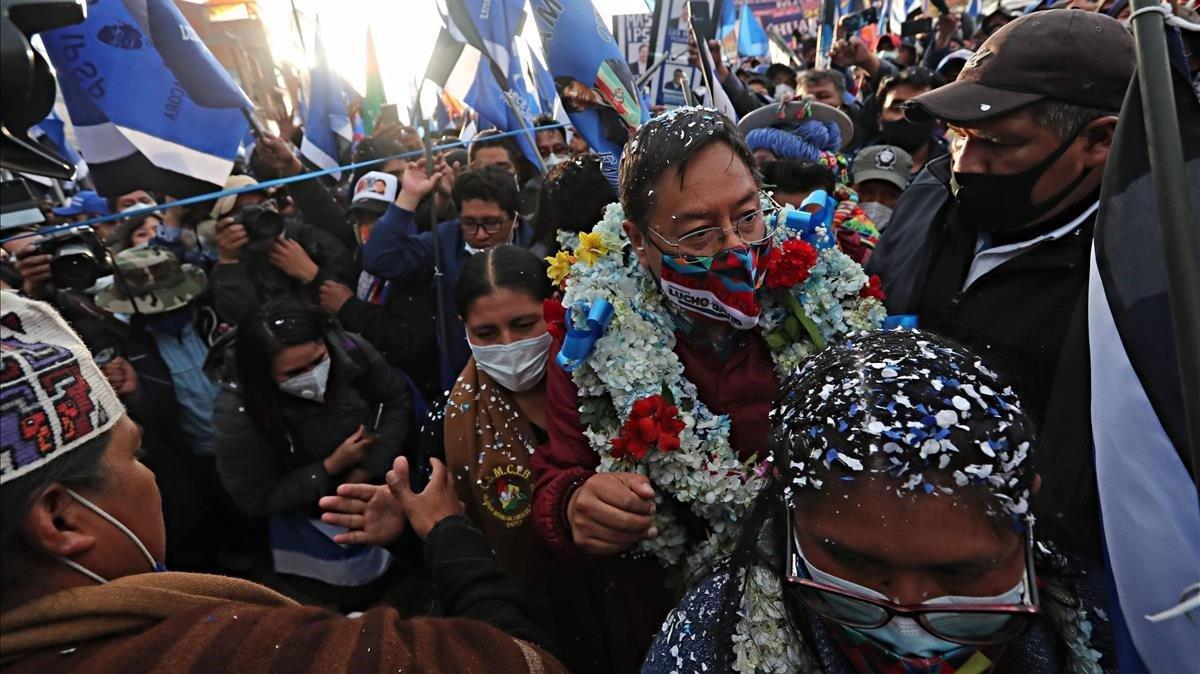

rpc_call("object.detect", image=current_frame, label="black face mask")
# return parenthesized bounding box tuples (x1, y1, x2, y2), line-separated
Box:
(951, 132, 1090, 233)
(879, 118, 933, 153)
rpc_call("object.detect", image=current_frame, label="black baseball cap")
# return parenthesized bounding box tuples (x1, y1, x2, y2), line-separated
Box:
(905, 10, 1134, 124)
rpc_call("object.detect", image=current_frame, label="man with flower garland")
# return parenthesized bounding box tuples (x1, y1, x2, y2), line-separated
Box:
(532, 107, 885, 670)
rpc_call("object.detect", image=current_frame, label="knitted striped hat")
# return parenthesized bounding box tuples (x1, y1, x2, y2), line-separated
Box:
(1, 292, 123, 484)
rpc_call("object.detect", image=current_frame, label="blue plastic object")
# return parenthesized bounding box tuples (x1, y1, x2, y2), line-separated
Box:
(555, 299, 616, 372)
(771, 190, 837, 249)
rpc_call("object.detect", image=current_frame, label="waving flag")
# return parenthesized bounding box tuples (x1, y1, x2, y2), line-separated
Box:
(30, 111, 82, 174)
(361, 28, 386, 135)
(1087, 69, 1200, 674)
(524, 40, 560, 116)
(717, 0, 738, 55)
(300, 26, 352, 179)
(444, 0, 542, 170)
(39, 0, 250, 198)
(530, 0, 649, 189)
(965, 0, 982, 20)
(737, 4, 770, 57)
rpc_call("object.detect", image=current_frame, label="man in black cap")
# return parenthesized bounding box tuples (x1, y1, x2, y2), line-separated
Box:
(869, 9, 1134, 425)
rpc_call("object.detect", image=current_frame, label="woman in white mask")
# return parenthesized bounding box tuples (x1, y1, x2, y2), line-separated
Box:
(442, 244, 605, 670)
(210, 297, 414, 611)
(644, 330, 1115, 674)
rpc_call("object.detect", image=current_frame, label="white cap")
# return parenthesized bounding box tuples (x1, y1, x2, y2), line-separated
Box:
(349, 172, 399, 215)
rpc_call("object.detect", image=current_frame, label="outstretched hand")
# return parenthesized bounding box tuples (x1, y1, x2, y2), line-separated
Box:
(385, 457, 465, 540)
(319, 482, 407, 546)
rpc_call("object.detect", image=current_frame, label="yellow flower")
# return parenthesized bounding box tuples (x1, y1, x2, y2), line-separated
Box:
(574, 231, 609, 267)
(546, 251, 576, 287)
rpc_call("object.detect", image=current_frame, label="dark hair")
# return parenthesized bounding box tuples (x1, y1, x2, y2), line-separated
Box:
(533, 113, 566, 142)
(455, 244, 552, 320)
(760, 160, 836, 196)
(452, 166, 521, 216)
(1028, 99, 1116, 142)
(234, 298, 334, 449)
(111, 213, 160, 251)
(746, 75, 773, 91)
(534, 154, 615, 250)
(349, 134, 407, 188)
(877, 66, 942, 103)
(800, 69, 845, 97)
(468, 129, 520, 166)
(765, 63, 797, 87)
(709, 330, 1037, 669)
(619, 107, 759, 234)
(1, 433, 108, 589)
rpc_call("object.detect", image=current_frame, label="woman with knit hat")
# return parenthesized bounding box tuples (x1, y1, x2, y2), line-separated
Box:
(0, 292, 565, 673)
(739, 100, 883, 265)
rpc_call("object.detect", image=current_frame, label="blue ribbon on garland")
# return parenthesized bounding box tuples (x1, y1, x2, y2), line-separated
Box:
(556, 299, 615, 372)
(772, 189, 837, 249)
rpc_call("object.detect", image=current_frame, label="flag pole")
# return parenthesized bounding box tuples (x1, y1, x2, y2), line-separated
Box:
(414, 87, 454, 392)
(1128, 0, 1200, 489)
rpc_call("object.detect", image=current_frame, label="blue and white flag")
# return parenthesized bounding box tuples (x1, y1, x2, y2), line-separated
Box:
(717, 0, 737, 42)
(530, 0, 649, 189)
(39, 0, 251, 198)
(300, 26, 352, 179)
(1087, 69, 1200, 674)
(444, 0, 543, 170)
(31, 111, 81, 169)
(737, 4, 770, 57)
(965, 0, 982, 20)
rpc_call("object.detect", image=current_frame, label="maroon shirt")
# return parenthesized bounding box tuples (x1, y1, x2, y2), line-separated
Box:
(531, 330, 780, 559)
(529, 330, 779, 672)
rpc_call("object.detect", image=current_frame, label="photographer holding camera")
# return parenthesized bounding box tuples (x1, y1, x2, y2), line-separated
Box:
(208, 175, 355, 325)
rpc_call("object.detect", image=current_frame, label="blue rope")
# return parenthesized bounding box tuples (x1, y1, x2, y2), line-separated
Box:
(1, 124, 565, 246)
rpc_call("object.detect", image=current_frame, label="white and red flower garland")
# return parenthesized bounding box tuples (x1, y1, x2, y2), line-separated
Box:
(549, 201, 886, 671)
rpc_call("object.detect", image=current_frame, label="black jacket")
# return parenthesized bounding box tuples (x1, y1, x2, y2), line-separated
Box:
(209, 216, 356, 325)
(210, 329, 412, 517)
(869, 155, 1097, 424)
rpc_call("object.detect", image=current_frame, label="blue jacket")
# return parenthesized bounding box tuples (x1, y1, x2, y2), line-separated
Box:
(361, 204, 534, 384)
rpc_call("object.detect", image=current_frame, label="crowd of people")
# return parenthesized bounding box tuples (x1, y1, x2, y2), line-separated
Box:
(2, 4, 1198, 673)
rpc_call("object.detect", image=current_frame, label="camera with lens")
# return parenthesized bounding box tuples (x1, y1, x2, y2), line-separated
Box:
(236, 203, 285, 245)
(34, 225, 110, 291)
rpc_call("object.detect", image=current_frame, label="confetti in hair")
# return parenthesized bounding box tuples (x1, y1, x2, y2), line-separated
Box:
(770, 330, 1036, 519)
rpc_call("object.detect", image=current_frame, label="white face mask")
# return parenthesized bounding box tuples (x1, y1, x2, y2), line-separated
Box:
(543, 152, 570, 169)
(859, 202, 894, 230)
(57, 488, 164, 584)
(278, 355, 331, 402)
(797, 541, 1026, 657)
(469, 332, 553, 392)
(463, 214, 518, 255)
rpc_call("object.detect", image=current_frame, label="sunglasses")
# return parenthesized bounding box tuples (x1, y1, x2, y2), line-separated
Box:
(784, 509, 1041, 646)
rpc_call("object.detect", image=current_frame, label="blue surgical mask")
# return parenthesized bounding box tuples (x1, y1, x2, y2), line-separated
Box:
(797, 542, 1025, 658)
(57, 488, 166, 584)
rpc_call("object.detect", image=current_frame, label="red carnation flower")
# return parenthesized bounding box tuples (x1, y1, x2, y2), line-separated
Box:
(611, 394, 685, 461)
(764, 239, 819, 290)
(543, 298, 567, 341)
(859, 274, 886, 301)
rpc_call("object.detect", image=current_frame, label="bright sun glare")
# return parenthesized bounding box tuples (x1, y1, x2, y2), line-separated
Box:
(256, 0, 650, 118)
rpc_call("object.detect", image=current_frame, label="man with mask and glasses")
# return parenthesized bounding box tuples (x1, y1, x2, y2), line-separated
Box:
(868, 10, 1134, 427)
(531, 108, 789, 671)
(362, 164, 534, 384)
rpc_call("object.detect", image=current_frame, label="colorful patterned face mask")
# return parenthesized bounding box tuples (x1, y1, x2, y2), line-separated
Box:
(656, 245, 765, 330)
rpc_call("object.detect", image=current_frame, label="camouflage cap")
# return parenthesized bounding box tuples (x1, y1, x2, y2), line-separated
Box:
(93, 245, 207, 315)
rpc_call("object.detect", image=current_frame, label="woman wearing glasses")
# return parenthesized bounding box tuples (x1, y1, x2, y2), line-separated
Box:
(643, 330, 1112, 674)
(362, 163, 534, 384)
